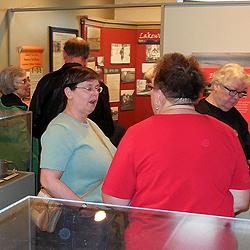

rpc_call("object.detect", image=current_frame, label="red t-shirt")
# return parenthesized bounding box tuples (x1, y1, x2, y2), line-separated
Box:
(102, 114, 250, 217)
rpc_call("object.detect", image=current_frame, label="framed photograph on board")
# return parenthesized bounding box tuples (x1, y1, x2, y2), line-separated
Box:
(49, 26, 79, 72)
(111, 43, 131, 64)
(121, 68, 135, 83)
(120, 89, 135, 111)
(87, 26, 101, 50)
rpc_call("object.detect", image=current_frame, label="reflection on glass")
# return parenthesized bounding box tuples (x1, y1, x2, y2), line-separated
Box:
(0, 197, 249, 249)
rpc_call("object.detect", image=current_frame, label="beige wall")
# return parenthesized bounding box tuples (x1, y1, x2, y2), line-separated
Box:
(0, 0, 114, 9)
(163, 4, 250, 55)
(114, 0, 163, 22)
(8, 9, 114, 73)
(0, 11, 8, 70)
(0, 0, 114, 71)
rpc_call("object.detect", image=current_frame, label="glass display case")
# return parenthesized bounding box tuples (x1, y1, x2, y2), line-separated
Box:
(0, 196, 250, 249)
(0, 110, 32, 172)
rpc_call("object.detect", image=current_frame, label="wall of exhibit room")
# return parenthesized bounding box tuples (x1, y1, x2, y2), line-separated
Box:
(0, 0, 114, 71)
(162, 3, 250, 55)
(0, 0, 173, 71)
(8, 9, 114, 73)
(114, 0, 163, 22)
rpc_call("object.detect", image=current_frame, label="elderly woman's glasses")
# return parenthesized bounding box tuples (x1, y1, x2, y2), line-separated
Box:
(222, 85, 247, 98)
(76, 86, 103, 94)
(16, 78, 30, 85)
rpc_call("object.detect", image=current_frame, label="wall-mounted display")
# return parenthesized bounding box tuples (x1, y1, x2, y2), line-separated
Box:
(146, 44, 160, 63)
(136, 79, 150, 96)
(111, 44, 131, 64)
(49, 26, 78, 72)
(137, 30, 160, 44)
(86, 56, 96, 70)
(120, 90, 135, 111)
(121, 68, 135, 83)
(111, 107, 119, 121)
(97, 56, 104, 67)
(87, 26, 101, 51)
(104, 70, 121, 102)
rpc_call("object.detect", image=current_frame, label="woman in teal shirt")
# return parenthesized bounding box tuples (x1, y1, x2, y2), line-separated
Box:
(40, 66, 116, 203)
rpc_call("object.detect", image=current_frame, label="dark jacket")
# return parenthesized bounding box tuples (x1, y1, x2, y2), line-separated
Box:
(1, 93, 28, 110)
(29, 63, 81, 139)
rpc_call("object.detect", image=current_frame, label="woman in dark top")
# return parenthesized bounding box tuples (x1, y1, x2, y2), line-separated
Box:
(196, 63, 250, 165)
(0, 66, 32, 172)
(0, 66, 30, 109)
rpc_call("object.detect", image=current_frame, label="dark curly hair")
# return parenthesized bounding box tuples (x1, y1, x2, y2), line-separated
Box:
(154, 53, 205, 102)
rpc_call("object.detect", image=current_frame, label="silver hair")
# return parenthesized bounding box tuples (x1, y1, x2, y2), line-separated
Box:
(0, 66, 26, 95)
(212, 63, 250, 86)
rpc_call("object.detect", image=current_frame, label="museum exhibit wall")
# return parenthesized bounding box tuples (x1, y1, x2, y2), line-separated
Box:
(0, 0, 165, 71)
(7, 9, 114, 73)
(82, 18, 160, 128)
(0, 0, 114, 71)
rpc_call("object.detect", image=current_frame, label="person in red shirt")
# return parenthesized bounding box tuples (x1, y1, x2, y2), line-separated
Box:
(102, 53, 250, 217)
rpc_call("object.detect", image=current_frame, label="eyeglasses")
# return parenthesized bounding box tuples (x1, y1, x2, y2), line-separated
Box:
(16, 78, 30, 85)
(146, 84, 154, 91)
(221, 85, 247, 98)
(76, 86, 103, 93)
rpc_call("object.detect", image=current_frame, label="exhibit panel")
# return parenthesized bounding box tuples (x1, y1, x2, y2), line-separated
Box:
(0, 196, 250, 249)
(81, 17, 160, 128)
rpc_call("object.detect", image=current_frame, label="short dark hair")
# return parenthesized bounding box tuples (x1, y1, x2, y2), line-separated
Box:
(62, 66, 99, 90)
(154, 53, 205, 101)
(63, 37, 90, 60)
(61, 66, 99, 109)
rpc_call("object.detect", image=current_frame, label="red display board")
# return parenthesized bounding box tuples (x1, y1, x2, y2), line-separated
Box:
(81, 19, 158, 129)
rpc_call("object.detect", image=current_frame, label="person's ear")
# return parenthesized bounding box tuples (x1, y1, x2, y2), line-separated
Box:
(213, 82, 220, 92)
(154, 89, 165, 111)
(64, 87, 72, 99)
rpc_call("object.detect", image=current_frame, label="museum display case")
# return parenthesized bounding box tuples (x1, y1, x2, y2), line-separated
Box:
(0, 110, 32, 172)
(0, 196, 250, 249)
(0, 110, 35, 209)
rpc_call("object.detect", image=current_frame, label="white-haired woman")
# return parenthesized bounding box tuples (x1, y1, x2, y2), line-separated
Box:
(196, 63, 250, 165)
(0, 66, 30, 110)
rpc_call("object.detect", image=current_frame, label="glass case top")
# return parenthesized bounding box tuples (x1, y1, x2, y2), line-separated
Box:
(0, 196, 249, 250)
(0, 110, 31, 120)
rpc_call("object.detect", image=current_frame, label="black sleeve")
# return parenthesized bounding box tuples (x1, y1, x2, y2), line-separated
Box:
(29, 74, 51, 138)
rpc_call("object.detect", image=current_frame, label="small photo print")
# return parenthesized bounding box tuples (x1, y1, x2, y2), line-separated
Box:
(136, 79, 150, 96)
(53, 41, 61, 53)
(120, 89, 135, 111)
(121, 68, 135, 83)
(111, 43, 131, 64)
(87, 26, 101, 50)
(111, 107, 119, 121)
(146, 44, 160, 63)
(97, 56, 104, 67)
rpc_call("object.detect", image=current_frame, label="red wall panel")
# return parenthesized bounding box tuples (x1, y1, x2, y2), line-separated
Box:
(86, 24, 158, 129)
